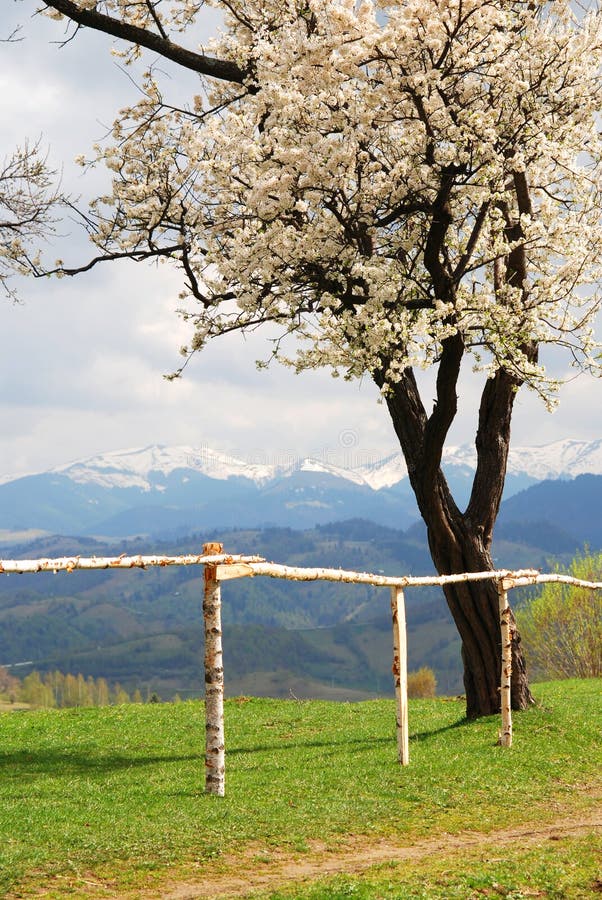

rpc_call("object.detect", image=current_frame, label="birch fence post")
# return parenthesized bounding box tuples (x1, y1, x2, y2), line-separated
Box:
(203, 542, 226, 796)
(390, 585, 409, 766)
(498, 579, 513, 748)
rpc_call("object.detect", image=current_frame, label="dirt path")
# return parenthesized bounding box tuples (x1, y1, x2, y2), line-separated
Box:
(130, 807, 601, 900)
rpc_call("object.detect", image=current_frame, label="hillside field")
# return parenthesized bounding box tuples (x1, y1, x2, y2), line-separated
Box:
(0, 679, 600, 898)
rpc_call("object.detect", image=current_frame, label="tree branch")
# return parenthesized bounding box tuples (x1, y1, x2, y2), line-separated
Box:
(465, 169, 538, 540)
(423, 332, 464, 478)
(375, 362, 463, 549)
(43, 0, 246, 84)
(423, 169, 456, 298)
(465, 369, 519, 544)
(453, 200, 490, 281)
(29, 243, 188, 277)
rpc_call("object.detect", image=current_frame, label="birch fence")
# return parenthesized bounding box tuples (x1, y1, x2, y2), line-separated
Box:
(1, 544, 601, 797)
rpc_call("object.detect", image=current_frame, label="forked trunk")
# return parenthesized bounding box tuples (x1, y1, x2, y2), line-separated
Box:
(376, 353, 534, 719)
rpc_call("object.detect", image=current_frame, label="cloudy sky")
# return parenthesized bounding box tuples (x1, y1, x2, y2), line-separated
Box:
(1, 3, 600, 481)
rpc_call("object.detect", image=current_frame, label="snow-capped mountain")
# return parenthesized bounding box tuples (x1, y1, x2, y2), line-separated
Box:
(13, 436, 602, 492)
(48, 445, 386, 491)
(506, 438, 602, 480)
(0, 438, 601, 538)
(356, 438, 602, 489)
(51, 445, 277, 490)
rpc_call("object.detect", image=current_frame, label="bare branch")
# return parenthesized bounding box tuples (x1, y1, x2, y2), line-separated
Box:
(43, 0, 246, 84)
(29, 242, 188, 277)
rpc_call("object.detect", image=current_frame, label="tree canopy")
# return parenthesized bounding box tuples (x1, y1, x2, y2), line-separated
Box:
(38, 0, 602, 402)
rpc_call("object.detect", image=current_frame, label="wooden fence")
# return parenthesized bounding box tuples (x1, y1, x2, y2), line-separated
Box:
(2, 544, 601, 797)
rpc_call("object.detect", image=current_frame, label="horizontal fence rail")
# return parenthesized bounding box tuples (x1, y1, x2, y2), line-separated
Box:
(2, 546, 601, 796)
(3, 554, 601, 589)
(0, 553, 262, 574)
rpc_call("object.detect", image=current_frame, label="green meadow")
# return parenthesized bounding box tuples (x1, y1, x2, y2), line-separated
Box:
(0, 679, 599, 898)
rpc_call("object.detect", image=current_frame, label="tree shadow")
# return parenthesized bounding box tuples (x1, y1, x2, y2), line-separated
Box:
(0, 718, 468, 781)
(227, 717, 468, 756)
(227, 734, 392, 757)
(0, 749, 200, 779)
(410, 717, 468, 742)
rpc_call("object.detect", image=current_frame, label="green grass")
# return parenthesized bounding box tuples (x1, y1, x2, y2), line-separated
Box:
(0, 679, 600, 897)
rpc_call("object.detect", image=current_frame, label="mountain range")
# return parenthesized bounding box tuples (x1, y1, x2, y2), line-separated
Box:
(1, 438, 602, 539)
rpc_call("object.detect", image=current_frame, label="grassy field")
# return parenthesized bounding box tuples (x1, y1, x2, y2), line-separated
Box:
(0, 679, 600, 898)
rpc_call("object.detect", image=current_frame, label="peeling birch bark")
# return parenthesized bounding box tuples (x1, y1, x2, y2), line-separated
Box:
(2, 554, 602, 596)
(0, 553, 263, 574)
(13, 555, 601, 595)
(498, 580, 513, 748)
(495, 573, 602, 590)
(203, 543, 226, 796)
(391, 586, 409, 766)
(248, 562, 541, 589)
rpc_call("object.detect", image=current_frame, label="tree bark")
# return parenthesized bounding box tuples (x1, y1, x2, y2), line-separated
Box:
(203, 543, 226, 796)
(375, 353, 534, 720)
(390, 586, 409, 765)
(425, 508, 532, 718)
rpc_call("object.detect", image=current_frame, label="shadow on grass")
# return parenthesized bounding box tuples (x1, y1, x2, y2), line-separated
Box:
(0, 716, 468, 779)
(228, 715, 467, 757)
(0, 749, 200, 778)
(0, 733, 396, 779)
(228, 734, 393, 757)
(411, 717, 468, 743)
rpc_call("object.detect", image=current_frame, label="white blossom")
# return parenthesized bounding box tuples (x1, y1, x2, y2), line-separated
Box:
(66, 0, 602, 398)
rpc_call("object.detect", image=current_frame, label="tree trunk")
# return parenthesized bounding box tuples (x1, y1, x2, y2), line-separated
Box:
(374, 349, 534, 719)
(425, 508, 532, 719)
